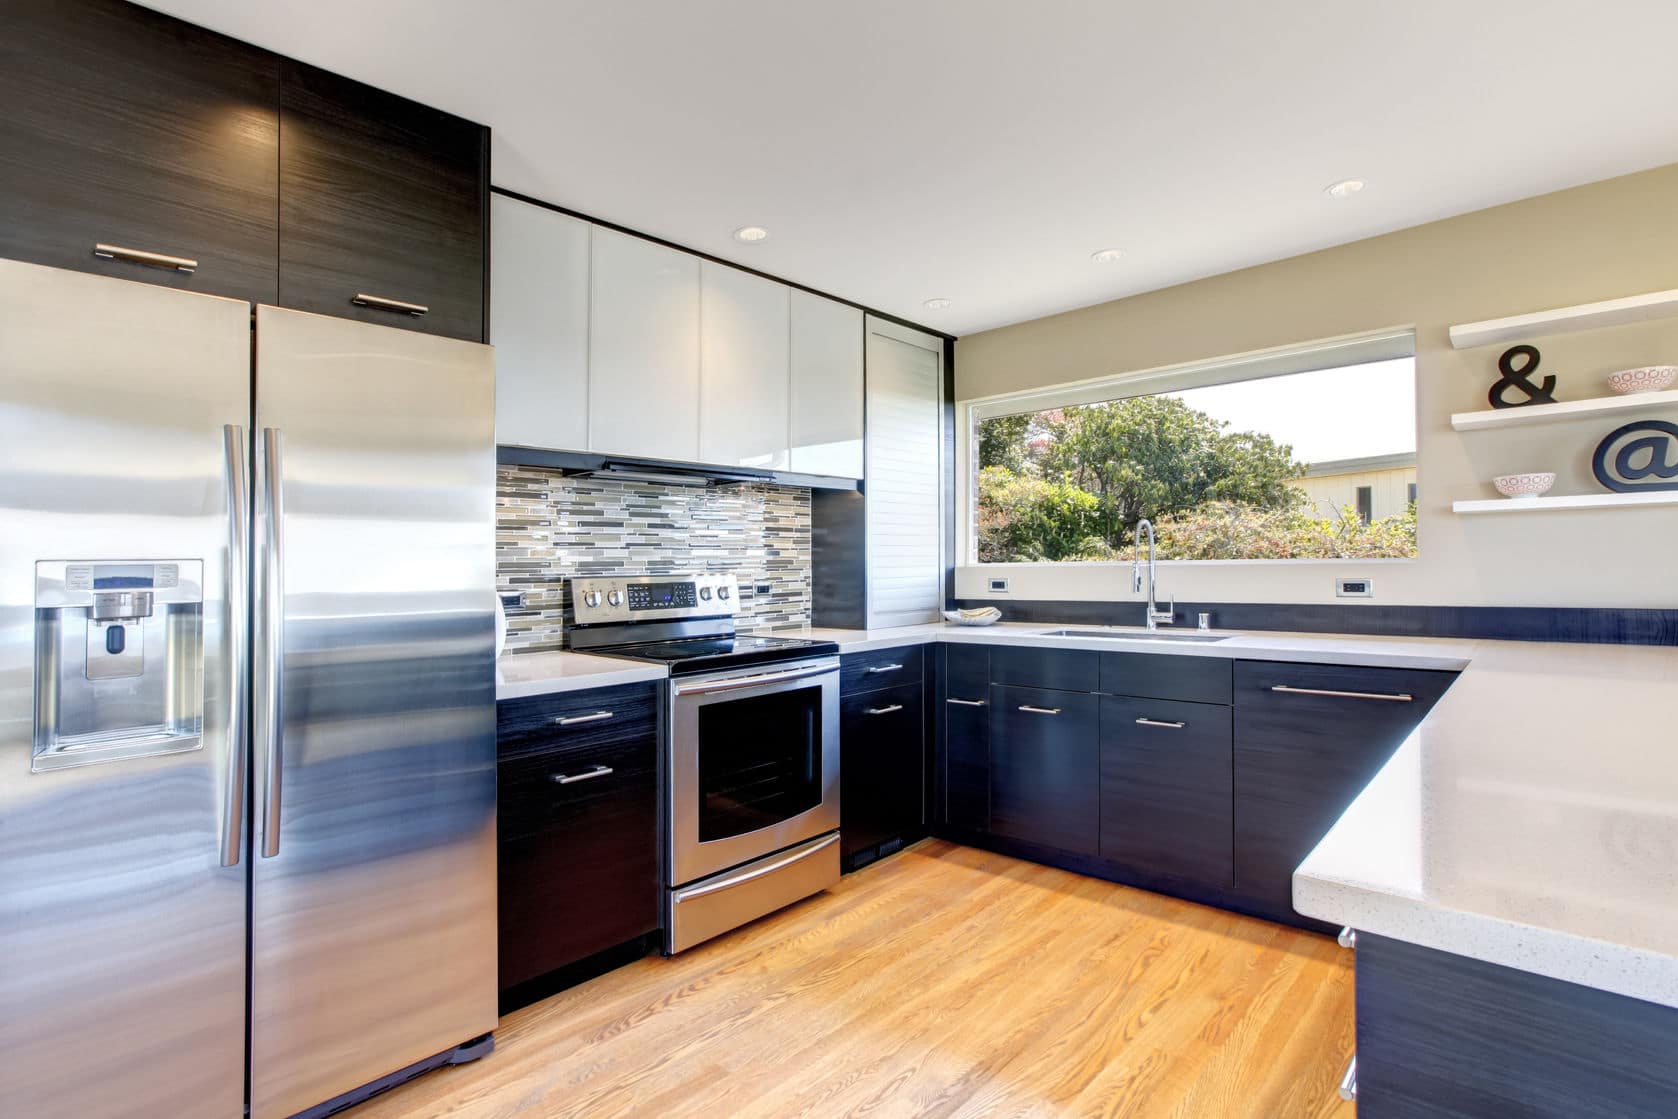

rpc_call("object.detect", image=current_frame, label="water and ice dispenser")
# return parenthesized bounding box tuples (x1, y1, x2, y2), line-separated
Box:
(33, 560, 205, 771)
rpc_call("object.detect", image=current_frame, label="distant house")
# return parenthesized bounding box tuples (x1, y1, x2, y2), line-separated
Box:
(1294, 452, 1417, 524)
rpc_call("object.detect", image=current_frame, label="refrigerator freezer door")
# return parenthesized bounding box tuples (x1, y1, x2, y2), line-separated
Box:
(0, 259, 250, 1118)
(249, 305, 498, 1119)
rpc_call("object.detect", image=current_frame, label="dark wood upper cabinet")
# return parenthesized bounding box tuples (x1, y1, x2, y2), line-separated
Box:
(0, 0, 280, 304)
(278, 59, 487, 341)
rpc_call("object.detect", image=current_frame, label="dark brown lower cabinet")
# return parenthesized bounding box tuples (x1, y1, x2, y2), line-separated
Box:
(938, 645, 991, 832)
(1355, 933, 1678, 1118)
(989, 685, 1099, 857)
(839, 683, 925, 869)
(496, 684, 660, 998)
(1099, 695, 1233, 889)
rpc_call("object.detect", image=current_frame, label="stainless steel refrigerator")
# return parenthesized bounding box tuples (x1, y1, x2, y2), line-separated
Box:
(0, 258, 499, 1119)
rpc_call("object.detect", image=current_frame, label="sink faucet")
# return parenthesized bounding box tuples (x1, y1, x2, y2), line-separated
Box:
(1131, 518, 1175, 630)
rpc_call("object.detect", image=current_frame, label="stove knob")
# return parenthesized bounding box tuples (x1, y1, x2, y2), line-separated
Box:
(717, 585, 731, 601)
(699, 586, 713, 600)
(607, 590, 623, 607)
(583, 591, 602, 608)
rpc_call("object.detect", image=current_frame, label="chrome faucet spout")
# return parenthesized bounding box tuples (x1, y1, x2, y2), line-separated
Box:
(1133, 518, 1174, 629)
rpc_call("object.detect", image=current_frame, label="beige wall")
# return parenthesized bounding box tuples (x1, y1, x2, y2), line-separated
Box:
(954, 162, 1678, 610)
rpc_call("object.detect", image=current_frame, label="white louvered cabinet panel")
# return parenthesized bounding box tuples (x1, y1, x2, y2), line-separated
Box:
(865, 317, 943, 628)
(490, 194, 590, 451)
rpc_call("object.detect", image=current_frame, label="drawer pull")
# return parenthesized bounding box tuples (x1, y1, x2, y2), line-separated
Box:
(1018, 704, 1062, 716)
(555, 710, 614, 726)
(1338, 1054, 1357, 1101)
(1270, 684, 1413, 703)
(1134, 717, 1187, 729)
(865, 663, 904, 674)
(352, 292, 430, 316)
(946, 697, 987, 707)
(550, 764, 614, 785)
(94, 242, 198, 273)
(865, 704, 904, 716)
(1337, 927, 1358, 949)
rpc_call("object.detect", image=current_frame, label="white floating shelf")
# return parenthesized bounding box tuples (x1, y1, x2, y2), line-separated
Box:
(1450, 389, 1678, 432)
(1453, 491, 1678, 515)
(1449, 288, 1678, 350)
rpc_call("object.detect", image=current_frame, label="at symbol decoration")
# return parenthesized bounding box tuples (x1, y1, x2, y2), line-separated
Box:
(1592, 420, 1678, 493)
(1488, 345, 1558, 409)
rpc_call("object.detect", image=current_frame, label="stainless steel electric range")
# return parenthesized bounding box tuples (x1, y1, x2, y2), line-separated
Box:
(569, 574, 841, 953)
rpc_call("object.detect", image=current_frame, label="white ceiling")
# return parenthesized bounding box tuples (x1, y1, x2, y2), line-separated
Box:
(142, 0, 1678, 336)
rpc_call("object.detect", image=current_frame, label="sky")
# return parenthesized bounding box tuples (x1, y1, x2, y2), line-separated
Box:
(1163, 357, 1416, 465)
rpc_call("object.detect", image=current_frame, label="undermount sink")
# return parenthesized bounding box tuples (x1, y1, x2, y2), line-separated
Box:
(1041, 628, 1234, 643)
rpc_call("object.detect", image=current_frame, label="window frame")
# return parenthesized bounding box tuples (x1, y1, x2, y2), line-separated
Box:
(956, 326, 1418, 567)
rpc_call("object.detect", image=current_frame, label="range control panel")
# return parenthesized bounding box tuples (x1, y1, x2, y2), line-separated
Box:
(571, 573, 738, 625)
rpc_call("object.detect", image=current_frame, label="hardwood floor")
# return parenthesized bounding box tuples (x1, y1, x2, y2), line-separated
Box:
(354, 840, 1355, 1119)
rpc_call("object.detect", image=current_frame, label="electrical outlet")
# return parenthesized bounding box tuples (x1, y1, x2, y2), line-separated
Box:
(988, 577, 1010, 594)
(1335, 578, 1374, 598)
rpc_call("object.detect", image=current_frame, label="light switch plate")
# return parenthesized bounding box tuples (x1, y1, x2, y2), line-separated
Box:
(1335, 578, 1374, 598)
(988, 577, 1010, 594)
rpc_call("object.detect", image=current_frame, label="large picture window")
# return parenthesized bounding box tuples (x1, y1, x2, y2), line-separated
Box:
(967, 338, 1418, 563)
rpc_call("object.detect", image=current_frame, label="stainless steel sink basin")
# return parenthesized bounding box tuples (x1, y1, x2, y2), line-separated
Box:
(1041, 628, 1234, 643)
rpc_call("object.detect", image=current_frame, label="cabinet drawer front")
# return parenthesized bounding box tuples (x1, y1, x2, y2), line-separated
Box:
(990, 647, 1098, 693)
(841, 645, 924, 694)
(1099, 696, 1233, 887)
(989, 686, 1099, 856)
(840, 683, 925, 860)
(498, 727, 657, 845)
(1100, 652, 1232, 705)
(941, 644, 990, 701)
(496, 682, 661, 760)
(1234, 660, 1457, 711)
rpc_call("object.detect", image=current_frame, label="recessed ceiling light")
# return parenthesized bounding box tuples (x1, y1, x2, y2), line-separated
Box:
(732, 226, 770, 243)
(1325, 179, 1366, 198)
(923, 298, 952, 310)
(1090, 248, 1125, 264)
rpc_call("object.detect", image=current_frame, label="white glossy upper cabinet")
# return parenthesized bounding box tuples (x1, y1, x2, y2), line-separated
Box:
(490, 194, 590, 450)
(865, 316, 944, 628)
(699, 262, 790, 469)
(588, 228, 700, 462)
(789, 291, 864, 478)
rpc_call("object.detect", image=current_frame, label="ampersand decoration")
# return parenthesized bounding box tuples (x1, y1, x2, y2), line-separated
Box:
(1488, 344, 1558, 409)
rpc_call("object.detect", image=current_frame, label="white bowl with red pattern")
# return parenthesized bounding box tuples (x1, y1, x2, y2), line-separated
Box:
(1492, 472, 1556, 499)
(1605, 365, 1676, 394)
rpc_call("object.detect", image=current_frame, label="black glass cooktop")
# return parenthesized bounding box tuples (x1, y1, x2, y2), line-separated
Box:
(592, 634, 839, 676)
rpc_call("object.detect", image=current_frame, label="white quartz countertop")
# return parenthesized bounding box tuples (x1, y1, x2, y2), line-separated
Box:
(495, 649, 667, 700)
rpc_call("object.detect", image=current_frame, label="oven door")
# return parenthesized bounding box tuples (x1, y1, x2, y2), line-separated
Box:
(669, 658, 840, 886)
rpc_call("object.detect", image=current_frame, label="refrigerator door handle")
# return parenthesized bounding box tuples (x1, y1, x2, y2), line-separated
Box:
(259, 427, 285, 859)
(220, 425, 250, 867)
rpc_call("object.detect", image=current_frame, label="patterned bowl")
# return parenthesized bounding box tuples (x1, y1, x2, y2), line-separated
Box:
(1606, 365, 1677, 394)
(1492, 472, 1556, 499)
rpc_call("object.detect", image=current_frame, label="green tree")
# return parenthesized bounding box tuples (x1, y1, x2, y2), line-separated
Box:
(978, 413, 1033, 473)
(1030, 395, 1305, 546)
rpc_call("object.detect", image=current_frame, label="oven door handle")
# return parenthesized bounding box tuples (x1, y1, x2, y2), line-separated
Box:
(672, 661, 838, 696)
(672, 834, 842, 903)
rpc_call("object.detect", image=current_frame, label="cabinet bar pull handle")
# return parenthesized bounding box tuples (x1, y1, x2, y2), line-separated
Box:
(1338, 1054, 1357, 1101)
(1337, 927, 1358, 949)
(555, 710, 614, 726)
(550, 765, 613, 785)
(946, 697, 987, 707)
(1135, 717, 1186, 729)
(866, 704, 904, 716)
(94, 242, 198, 272)
(1271, 684, 1413, 702)
(865, 663, 904, 674)
(352, 293, 429, 316)
(1018, 705, 1062, 716)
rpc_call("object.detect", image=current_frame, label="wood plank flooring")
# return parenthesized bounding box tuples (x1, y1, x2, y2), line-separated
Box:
(353, 839, 1355, 1119)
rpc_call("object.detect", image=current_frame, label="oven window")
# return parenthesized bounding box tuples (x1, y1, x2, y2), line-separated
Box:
(697, 683, 823, 842)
